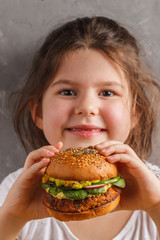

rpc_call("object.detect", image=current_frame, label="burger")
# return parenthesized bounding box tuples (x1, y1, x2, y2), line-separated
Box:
(42, 146, 125, 221)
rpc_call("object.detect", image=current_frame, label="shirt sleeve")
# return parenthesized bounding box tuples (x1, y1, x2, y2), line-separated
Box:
(0, 168, 22, 206)
(146, 161, 160, 180)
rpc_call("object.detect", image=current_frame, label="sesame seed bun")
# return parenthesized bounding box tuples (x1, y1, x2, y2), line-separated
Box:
(46, 146, 118, 181)
(43, 146, 121, 221)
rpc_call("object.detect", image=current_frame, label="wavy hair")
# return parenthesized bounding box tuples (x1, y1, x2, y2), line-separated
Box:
(12, 16, 160, 159)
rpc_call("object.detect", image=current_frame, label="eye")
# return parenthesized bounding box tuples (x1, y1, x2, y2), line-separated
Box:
(58, 89, 76, 96)
(99, 90, 115, 97)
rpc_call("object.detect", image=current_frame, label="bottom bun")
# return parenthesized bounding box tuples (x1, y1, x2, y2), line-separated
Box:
(44, 194, 120, 222)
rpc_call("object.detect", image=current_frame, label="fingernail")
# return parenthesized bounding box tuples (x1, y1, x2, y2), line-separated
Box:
(46, 151, 55, 156)
(51, 146, 59, 152)
(106, 156, 114, 162)
(43, 158, 50, 163)
(101, 149, 110, 155)
(101, 147, 114, 155)
(95, 144, 102, 149)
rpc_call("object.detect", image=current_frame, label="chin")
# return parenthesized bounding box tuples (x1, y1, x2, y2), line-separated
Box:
(62, 137, 107, 149)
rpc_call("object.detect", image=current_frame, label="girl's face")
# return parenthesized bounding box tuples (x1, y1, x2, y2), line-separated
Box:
(35, 49, 136, 149)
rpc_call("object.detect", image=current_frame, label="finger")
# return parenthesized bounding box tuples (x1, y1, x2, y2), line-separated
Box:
(107, 153, 148, 178)
(24, 146, 59, 170)
(99, 143, 138, 159)
(24, 158, 51, 182)
(95, 141, 123, 151)
(54, 141, 63, 150)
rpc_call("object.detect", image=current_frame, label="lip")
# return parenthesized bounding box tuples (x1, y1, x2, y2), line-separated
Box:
(65, 125, 106, 138)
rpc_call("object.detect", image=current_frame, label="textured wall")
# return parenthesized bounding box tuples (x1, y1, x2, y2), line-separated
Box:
(0, 0, 160, 183)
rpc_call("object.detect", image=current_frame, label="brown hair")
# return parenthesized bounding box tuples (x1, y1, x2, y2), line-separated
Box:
(12, 16, 160, 159)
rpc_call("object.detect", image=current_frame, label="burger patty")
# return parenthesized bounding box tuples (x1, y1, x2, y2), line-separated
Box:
(44, 186, 121, 213)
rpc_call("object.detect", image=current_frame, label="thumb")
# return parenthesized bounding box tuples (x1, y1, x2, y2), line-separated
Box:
(55, 141, 63, 150)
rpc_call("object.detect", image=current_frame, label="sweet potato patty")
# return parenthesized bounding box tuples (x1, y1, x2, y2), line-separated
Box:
(43, 186, 121, 213)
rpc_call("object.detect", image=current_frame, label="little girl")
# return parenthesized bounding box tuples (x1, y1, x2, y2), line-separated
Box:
(0, 16, 160, 240)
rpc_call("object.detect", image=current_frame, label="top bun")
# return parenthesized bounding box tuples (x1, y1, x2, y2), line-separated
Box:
(46, 146, 117, 181)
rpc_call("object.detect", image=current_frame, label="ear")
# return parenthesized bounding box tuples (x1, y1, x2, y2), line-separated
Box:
(29, 101, 43, 130)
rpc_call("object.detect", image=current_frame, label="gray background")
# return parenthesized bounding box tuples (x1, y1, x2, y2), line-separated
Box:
(0, 0, 160, 183)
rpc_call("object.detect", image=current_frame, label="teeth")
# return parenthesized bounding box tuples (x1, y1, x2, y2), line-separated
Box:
(70, 128, 100, 131)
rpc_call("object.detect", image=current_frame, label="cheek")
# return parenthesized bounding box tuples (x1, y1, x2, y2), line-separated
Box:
(42, 100, 72, 135)
(43, 102, 67, 126)
(41, 104, 68, 145)
(102, 102, 131, 141)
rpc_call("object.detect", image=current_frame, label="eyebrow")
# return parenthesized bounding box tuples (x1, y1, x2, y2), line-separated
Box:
(98, 81, 124, 88)
(51, 79, 77, 87)
(51, 79, 124, 88)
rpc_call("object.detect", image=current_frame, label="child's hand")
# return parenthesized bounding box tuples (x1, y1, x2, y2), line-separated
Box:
(1, 142, 63, 223)
(96, 141, 160, 213)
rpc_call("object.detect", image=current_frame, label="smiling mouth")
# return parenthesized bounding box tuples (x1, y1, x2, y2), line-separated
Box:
(67, 128, 105, 131)
(65, 128, 106, 138)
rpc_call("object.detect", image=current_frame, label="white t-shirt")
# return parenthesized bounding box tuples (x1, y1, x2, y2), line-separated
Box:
(0, 162, 160, 240)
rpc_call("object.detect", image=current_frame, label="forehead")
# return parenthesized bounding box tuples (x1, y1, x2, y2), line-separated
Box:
(52, 48, 129, 90)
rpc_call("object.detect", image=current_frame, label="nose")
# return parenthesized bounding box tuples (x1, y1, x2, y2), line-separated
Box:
(74, 93, 99, 116)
